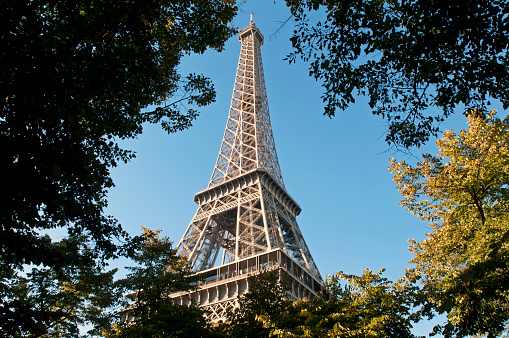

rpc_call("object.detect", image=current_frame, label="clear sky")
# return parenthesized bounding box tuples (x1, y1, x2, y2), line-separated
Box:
(105, 2, 503, 335)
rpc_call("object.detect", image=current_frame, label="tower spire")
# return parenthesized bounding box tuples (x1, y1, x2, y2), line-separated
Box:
(208, 17, 284, 189)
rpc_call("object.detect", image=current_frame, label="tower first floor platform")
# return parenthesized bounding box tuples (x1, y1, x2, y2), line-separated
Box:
(170, 248, 323, 322)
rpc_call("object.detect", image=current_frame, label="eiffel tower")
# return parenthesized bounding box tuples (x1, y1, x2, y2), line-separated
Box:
(172, 18, 322, 321)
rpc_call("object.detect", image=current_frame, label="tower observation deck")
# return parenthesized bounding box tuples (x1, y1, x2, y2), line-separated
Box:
(172, 20, 322, 321)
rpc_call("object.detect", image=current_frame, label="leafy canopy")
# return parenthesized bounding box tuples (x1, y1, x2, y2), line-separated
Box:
(219, 269, 419, 338)
(285, 0, 509, 147)
(1, 0, 236, 334)
(1, 0, 236, 269)
(218, 270, 291, 338)
(3, 235, 120, 337)
(113, 227, 210, 338)
(390, 110, 509, 337)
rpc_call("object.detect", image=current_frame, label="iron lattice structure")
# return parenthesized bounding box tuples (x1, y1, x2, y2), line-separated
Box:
(174, 20, 322, 321)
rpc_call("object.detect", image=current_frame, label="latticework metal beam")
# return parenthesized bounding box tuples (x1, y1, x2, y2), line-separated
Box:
(208, 22, 284, 189)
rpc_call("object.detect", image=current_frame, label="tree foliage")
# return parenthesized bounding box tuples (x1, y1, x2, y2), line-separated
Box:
(2, 235, 119, 337)
(285, 0, 509, 147)
(1, 0, 236, 332)
(112, 227, 210, 338)
(1, 0, 236, 270)
(272, 269, 418, 338)
(324, 269, 417, 338)
(219, 269, 418, 338)
(390, 110, 509, 337)
(218, 270, 291, 337)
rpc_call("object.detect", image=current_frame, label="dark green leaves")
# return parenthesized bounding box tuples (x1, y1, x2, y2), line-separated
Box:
(1, 0, 236, 334)
(286, 0, 509, 148)
(114, 228, 210, 338)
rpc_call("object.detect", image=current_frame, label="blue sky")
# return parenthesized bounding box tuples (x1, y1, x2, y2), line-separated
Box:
(105, 2, 502, 335)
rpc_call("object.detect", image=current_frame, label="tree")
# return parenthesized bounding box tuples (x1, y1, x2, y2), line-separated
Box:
(217, 270, 290, 338)
(272, 269, 418, 338)
(215, 268, 417, 338)
(1, 0, 236, 332)
(324, 269, 417, 338)
(2, 235, 119, 337)
(285, 0, 509, 148)
(390, 110, 509, 337)
(112, 227, 210, 338)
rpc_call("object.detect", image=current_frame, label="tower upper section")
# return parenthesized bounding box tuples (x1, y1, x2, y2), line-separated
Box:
(208, 21, 284, 189)
(239, 19, 264, 45)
